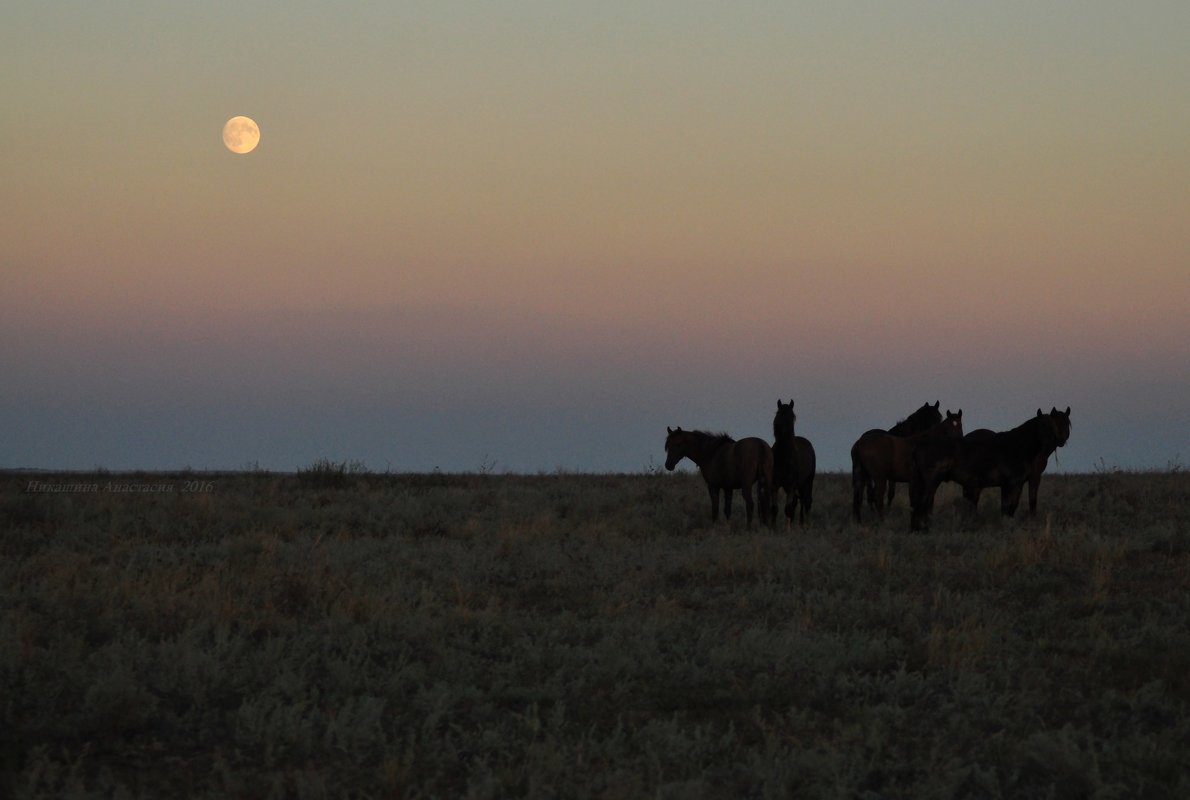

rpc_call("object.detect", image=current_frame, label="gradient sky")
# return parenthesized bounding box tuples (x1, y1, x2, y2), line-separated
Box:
(3, 2, 1187, 473)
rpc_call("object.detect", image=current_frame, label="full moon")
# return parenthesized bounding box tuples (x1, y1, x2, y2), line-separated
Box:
(222, 116, 260, 154)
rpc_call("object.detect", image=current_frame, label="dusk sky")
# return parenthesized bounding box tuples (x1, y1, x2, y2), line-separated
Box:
(3, 2, 1187, 473)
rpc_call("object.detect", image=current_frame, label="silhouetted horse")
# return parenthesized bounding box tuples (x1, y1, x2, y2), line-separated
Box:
(665, 426, 773, 528)
(910, 407, 1072, 531)
(851, 410, 963, 522)
(771, 399, 816, 526)
(852, 401, 943, 510)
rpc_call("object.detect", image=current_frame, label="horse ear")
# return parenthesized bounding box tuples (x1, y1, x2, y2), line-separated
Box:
(667, 426, 673, 434)
(1037, 409, 1044, 417)
(933, 401, 940, 409)
(1064, 406, 1070, 416)
(789, 399, 794, 407)
(777, 400, 782, 410)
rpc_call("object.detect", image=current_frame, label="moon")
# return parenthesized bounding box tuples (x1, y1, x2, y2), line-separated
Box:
(222, 116, 260, 154)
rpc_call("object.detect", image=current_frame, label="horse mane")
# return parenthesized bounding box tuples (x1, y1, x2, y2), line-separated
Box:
(689, 430, 734, 445)
(666, 428, 733, 448)
(1009, 415, 1046, 436)
(1002, 413, 1061, 455)
(889, 403, 940, 436)
(665, 429, 736, 467)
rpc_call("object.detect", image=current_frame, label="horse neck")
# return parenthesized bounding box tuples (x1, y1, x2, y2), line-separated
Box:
(909, 421, 949, 442)
(890, 408, 936, 436)
(773, 418, 796, 448)
(1036, 419, 1062, 456)
(772, 430, 796, 467)
(684, 433, 731, 467)
(1009, 417, 1055, 455)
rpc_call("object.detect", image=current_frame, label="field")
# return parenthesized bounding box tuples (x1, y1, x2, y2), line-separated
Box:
(2, 466, 1188, 798)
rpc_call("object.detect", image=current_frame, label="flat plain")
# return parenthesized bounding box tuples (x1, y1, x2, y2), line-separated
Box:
(2, 466, 1188, 798)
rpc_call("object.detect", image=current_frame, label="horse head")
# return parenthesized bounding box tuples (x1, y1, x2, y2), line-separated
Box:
(906, 401, 944, 433)
(774, 399, 796, 440)
(939, 409, 964, 438)
(664, 426, 685, 470)
(1049, 406, 1072, 448)
(1034, 407, 1071, 451)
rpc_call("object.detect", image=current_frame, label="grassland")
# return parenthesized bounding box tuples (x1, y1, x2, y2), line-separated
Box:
(2, 467, 1188, 798)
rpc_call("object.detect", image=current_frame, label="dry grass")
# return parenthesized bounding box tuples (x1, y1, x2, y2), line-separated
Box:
(1, 468, 1188, 798)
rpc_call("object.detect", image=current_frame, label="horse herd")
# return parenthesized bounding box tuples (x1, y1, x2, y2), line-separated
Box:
(663, 401, 1072, 531)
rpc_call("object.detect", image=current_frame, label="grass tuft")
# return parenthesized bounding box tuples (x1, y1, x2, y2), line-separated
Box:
(1, 468, 1187, 797)
(295, 458, 369, 489)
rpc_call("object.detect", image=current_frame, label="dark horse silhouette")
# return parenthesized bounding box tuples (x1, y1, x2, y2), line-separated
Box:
(851, 410, 963, 522)
(665, 426, 773, 528)
(851, 401, 943, 511)
(910, 407, 1072, 531)
(770, 399, 816, 526)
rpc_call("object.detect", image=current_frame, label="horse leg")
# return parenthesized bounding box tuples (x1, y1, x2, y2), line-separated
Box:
(886, 480, 896, 508)
(759, 474, 775, 528)
(910, 472, 939, 532)
(1027, 473, 1041, 515)
(707, 484, 720, 521)
(873, 477, 888, 518)
(741, 482, 755, 528)
(910, 503, 927, 532)
(800, 476, 814, 523)
(851, 466, 866, 523)
(909, 473, 926, 531)
(909, 480, 928, 531)
(723, 489, 734, 521)
(962, 485, 981, 521)
(752, 477, 766, 528)
(1001, 482, 1025, 518)
(967, 487, 982, 512)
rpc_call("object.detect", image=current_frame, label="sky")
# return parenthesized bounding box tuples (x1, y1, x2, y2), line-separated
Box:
(2, 2, 1187, 473)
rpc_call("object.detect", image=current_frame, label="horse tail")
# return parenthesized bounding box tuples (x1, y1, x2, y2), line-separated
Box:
(852, 440, 871, 521)
(799, 441, 816, 522)
(801, 469, 815, 521)
(759, 445, 774, 526)
(850, 442, 867, 522)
